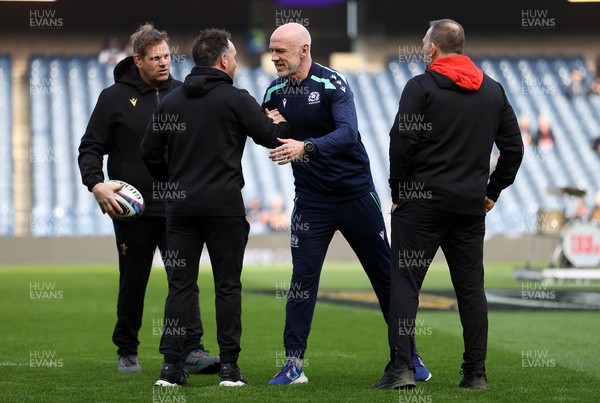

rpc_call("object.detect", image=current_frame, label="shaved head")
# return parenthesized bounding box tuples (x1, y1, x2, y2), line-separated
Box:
(271, 23, 311, 51)
(269, 23, 313, 80)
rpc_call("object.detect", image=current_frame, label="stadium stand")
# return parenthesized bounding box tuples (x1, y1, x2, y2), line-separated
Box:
(0, 55, 13, 236)
(25, 55, 600, 236)
(29, 56, 54, 237)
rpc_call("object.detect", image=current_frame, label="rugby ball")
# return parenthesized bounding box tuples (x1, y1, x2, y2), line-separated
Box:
(108, 180, 145, 220)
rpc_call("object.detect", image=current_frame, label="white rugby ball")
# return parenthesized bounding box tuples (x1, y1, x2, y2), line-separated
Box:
(108, 180, 145, 220)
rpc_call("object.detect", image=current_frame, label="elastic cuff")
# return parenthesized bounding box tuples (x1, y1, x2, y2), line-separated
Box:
(486, 183, 501, 201)
(87, 178, 104, 193)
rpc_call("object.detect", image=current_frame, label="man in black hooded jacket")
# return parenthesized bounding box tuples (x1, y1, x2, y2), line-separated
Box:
(374, 19, 523, 390)
(141, 28, 291, 388)
(78, 23, 219, 374)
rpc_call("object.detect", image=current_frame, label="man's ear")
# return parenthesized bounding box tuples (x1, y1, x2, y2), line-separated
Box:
(300, 44, 308, 58)
(429, 43, 438, 59)
(133, 54, 142, 68)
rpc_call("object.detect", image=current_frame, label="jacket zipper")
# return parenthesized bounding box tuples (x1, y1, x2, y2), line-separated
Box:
(155, 90, 160, 105)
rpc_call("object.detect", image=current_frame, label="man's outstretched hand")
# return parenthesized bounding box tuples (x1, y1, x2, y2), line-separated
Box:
(269, 138, 306, 165)
(265, 108, 287, 124)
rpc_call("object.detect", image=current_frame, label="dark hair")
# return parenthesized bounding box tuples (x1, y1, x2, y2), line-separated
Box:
(130, 23, 169, 58)
(429, 19, 464, 54)
(192, 28, 232, 67)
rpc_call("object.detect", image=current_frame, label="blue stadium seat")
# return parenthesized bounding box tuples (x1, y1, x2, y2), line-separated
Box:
(347, 71, 390, 203)
(68, 57, 96, 235)
(47, 57, 75, 235)
(26, 54, 600, 237)
(90, 59, 116, 235)
(29, 56, 55, 236)
(0, 55, 13, 235)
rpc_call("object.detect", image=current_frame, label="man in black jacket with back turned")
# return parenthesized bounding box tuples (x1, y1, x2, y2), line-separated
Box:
(141, 28, 291, 388)
(78, 23, 219, 375)
(374, 19, 523, 390)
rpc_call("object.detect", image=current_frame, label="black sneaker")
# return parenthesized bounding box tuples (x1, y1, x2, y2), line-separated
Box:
(155, 363, 188, 387)
(458, 370, 487, 389)
(219, 363, 248, 387)
(373, 362, 416, 389)
(183, 349, 220, 374)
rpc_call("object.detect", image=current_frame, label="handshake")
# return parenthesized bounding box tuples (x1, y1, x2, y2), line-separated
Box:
(264, 108, 307, 165)
(264, 107, 286, 124)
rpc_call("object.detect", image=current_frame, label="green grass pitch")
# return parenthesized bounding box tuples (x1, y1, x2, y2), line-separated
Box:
(0, 262, 598, 402)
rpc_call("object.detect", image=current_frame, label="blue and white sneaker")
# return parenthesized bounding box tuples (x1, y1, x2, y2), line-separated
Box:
(268, 360, 309, 385)
(413, 353, 432, 382)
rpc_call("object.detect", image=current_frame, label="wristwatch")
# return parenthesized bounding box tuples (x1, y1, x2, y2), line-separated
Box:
(303, 140, 315, 154)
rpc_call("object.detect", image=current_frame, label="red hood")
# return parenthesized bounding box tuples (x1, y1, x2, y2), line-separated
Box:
(428, 55, 483, 91)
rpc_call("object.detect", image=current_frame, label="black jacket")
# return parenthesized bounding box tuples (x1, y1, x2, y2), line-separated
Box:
(389, 56, 523, 216)
(78, 56, 181, 217)
(140, 66, 292, 217)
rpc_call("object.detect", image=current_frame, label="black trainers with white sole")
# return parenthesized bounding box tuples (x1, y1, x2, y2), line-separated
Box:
(155, 363, 188, 387)
(219, 363, 248, 387)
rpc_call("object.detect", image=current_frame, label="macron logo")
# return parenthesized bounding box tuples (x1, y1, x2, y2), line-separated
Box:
(129, 98, 137, 107)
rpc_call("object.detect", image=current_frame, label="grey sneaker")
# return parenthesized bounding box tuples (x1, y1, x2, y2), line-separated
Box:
(459, 370, 487, 389)
(183, 349, 220, 374)
(118, 355, 142, 373)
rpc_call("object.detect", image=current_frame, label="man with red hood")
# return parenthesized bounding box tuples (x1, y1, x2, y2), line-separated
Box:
(374, 19, 523, 390)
